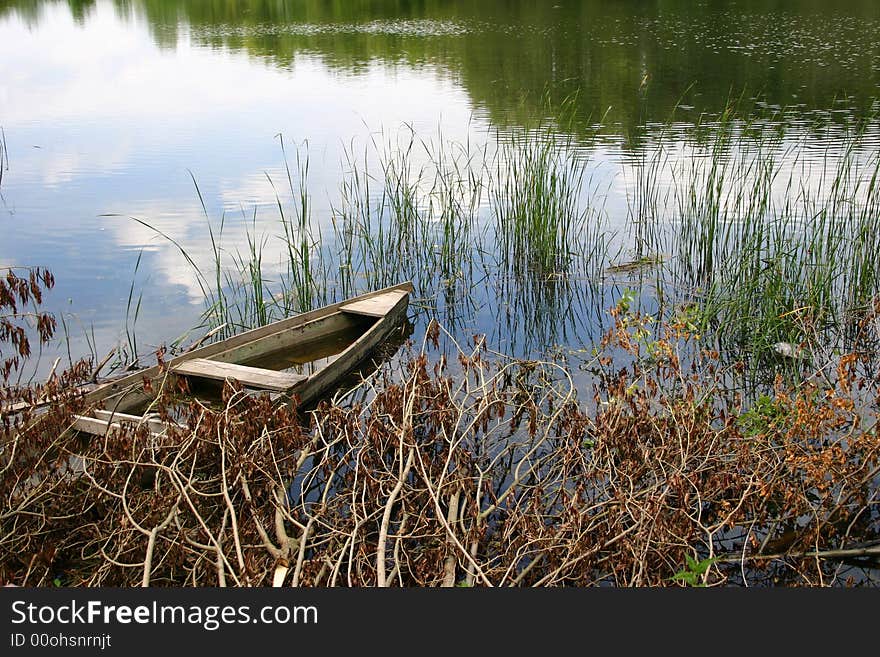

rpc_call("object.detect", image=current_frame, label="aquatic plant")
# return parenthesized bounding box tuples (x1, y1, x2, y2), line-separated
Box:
(0, 127, 7, 191)
(111, 111, 880, 389)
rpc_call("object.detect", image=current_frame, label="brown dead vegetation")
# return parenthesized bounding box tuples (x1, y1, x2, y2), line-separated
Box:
(1, 268, 879, 586)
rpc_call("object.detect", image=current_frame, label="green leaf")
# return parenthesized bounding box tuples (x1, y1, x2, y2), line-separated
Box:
(670, 555, 718, 586)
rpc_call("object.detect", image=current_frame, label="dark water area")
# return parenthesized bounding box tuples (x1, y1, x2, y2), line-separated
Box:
(2, 0, 880, 380)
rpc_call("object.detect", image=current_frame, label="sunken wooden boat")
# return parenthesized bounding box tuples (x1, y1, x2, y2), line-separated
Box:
(72, 282, 413, 436)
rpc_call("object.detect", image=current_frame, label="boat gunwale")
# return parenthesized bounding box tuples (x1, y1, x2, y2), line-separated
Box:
(291, 286, 411, 406)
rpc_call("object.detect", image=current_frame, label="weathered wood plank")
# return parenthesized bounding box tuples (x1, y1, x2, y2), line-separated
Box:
(340, 290, 409, 317)
(73, 412, 178, 437)
(171, 358, 306, 391)
(72, 414, 122, 437)
(92, 409, 179, 435)
(2, 383, 99, 415)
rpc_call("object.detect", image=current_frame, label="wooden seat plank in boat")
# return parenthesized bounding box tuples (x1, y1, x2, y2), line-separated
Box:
(340, 289, 409, 318)
(73, 409, 179, 438)
(171, 358, 306, 392)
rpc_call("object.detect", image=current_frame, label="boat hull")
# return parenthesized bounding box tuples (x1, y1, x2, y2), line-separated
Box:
(85, 282, 414, 414)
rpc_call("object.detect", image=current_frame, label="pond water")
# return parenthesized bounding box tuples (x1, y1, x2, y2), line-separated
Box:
(2, 0, 880, 377)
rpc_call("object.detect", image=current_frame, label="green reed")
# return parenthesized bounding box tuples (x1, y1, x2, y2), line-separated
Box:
(643, 113, 880, 362)
(123, 249, 144, 366)
(276, 136, 328, 314)
(0, 127, 7, 191)
(331, 124, 490, 299)
(130, 111, 880, 375)
(491, 128, 584, 277)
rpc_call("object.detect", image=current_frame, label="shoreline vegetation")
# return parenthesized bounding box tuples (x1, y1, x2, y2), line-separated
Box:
(2, 270, 879, 586)
(2, 107, 880, 586)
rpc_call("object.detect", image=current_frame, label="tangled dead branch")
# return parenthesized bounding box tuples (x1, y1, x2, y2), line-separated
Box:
(1, 269, 879, 586)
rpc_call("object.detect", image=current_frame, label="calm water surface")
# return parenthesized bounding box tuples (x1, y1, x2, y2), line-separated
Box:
(2, 0, 879, 372)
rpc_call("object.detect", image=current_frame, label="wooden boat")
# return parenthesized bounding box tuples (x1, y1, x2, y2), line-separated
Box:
(72, 282, 413, 437)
